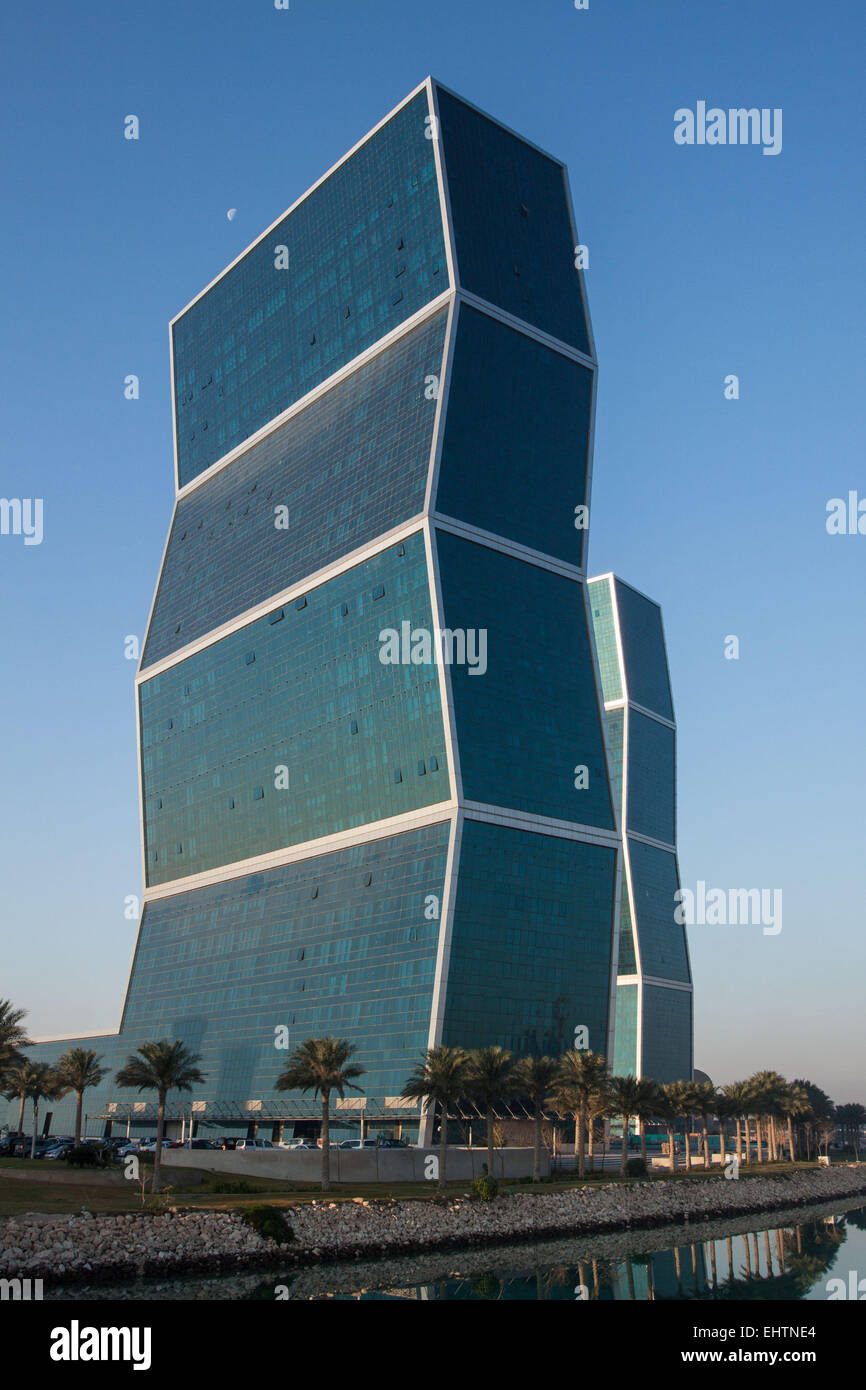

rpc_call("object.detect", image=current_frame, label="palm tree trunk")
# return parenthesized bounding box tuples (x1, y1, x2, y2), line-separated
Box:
(153, 1095, 165, 1192)
(639, 1117, 647, 1165)
(735, 1116, 742, 1164)
(587, 1113, 595, 1170)
(701, 1116, 710, 1168)
(755, 1116, 764, 1163)
(533, 1104, 542, 1183)
(438, 1100, 447, 1191)
(684, 1117, 692, 1171)
(577, 1104, 586, 1179)
(668, 1125, 676, 1172)
(16, 1093, 25, 1135)
(787, 1116, 796, 1162)
(321, 1091, 330, 1192)
(74, 1091, 83, 1149)
(620, 1113, 630, 1177)
(30, 1098, 39, 1158)
(487, 1105, 494, 1180)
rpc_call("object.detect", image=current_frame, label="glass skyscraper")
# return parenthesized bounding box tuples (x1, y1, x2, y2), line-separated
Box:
(5, 81, 691, 1140)
(588, 575, 693, 1082)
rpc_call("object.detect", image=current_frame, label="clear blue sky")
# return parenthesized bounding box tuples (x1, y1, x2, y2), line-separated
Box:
(1, 0, 863, 1101)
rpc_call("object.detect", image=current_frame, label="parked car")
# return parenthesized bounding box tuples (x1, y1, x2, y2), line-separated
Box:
(113, 1142, 141, 1158)
(218, 1137, 240, 1151)
(183, 1138, 216, 1150)
(234, 1139, 274, 1150)
(44, 1142, 75, 1160)
(378, 1138, 409, 1148)
(338, 1139, 379, 1149)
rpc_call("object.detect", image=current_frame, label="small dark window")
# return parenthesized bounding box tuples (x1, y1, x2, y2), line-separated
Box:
(298, 979, 305, 992)
(289, 1012, 296, 1025)
(417, 760, 426, 776)
(396, 543, 405, 557)
(372, 584, 385, 600)
(392, 292, 403, 306)
(156, 797, 163, 810)
(309, 333, 316, 345)
(151, 850, 158, 862)
(397, 237, 405, 250)
(363, 872, 373, 887)
(429, 756, 439, 772)
(269, 608, 284, 625)
(176, 843, 183, 854)
(228, 797, 235, 810)
(520, 202, 529, 217)
(350, 719, 358, 735)
(310, 885, 318, 900)
(245, 652, 256, 665)
(295, 595, 307, 611)
(174, 624, 182, 635)
(183, 684, 190, 697)
(393, 768, 402, 784)
(344, 306, 351, 319)
(296, 947, 305, 961)
(394, 264, 406, 278)
(408, 926, 418, 942)
(340, 601, 349, 616)
(167, 718, 173, 730)
(253, 786, 264, 801)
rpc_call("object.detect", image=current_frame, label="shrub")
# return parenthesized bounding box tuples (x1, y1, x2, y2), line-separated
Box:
(240, 1205, 294, 1243)
(209, 1178, 256, 1194)
(626, 1157, 647, 1177)
(66, 1146, 100, 1168)
(470, 1174, 499, 1201)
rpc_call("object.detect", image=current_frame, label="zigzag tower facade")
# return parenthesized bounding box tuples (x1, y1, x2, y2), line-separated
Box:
(7, 81, 692, 1141)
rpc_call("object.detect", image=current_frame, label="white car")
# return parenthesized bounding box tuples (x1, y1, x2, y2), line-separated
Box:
(234, 1139, 275, 1150)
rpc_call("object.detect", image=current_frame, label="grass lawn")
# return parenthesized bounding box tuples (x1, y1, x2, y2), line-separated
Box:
(0, 1156, 830, 1218)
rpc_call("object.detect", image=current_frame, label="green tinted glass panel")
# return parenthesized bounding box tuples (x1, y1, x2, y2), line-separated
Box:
(435, 533, 614, 828)
(589, 576, 623, 703)
(613, 982, 638, 1076)
(174, 92, 447, 485)
(641, 984, 693, 1083)
(627, 709, 676, 846)
(436, 305, 591, 564)
(441, 819, 616, 1057)
(140, 534, 447, 885)
(436, 86, 590, 354)
(628, 838, 690, 983)
(146, 311, 446, 666)
(614, 580, 674, 720)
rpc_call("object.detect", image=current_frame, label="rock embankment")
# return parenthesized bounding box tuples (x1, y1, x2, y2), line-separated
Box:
(2, 1165, 864, 1287)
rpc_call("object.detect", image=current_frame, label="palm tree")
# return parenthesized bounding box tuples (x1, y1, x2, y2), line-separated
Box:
(656, 1083, 682, 1172)
(586, 1083, 612, 1172)
(714, 1091, 740, 1167)
(780, 1083, 811, 1161)
(835, 1102, 866, 1158)
(402, 1046, 471, 1192)
(722, 1081, 750, 1164)
(467, 1046, 521, 1181)
(116, 1040, 206, 1192)
(517, 1055, 558, 1183)
(552, 1050, 608, 1178)
(3, 1061, 64, 1157)
(0, 1000, 31, 1082)
(669, 1080, 697, 1170)
(55, 1048, 110, 1148)
(608, 1074, 644, 1177)
(748, 1070, 788, 1163)
(632, 1078, 661, 1166)
(692, 1081, 719, 1167)
(276, 1036, 365, 1192)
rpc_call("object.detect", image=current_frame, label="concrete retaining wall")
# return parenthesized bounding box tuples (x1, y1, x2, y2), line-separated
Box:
(163, 1145, 548, 1183)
